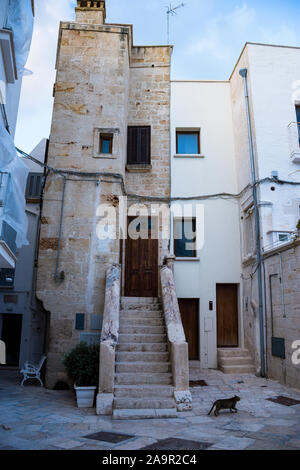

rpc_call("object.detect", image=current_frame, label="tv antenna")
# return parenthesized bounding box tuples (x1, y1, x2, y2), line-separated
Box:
(166, 2, 186, 45)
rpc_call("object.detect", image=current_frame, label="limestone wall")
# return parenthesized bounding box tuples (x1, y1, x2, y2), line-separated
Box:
(36, 15, 171, 387)
(242, 241, 300, 389)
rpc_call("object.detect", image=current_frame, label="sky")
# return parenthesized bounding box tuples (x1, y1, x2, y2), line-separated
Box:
(15, 0, 300, 153)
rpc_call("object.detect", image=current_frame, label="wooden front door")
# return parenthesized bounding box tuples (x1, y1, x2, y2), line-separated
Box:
(178, 299, 199, 360)
(217, 284, 238, 347)
(125, 217, 158, 297)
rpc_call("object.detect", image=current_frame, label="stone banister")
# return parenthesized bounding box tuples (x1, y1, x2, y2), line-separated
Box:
(96, 263, 120, 415)
(160, 258, 192, 411)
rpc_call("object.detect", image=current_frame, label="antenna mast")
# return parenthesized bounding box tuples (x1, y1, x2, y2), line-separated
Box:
(166, 2, 186, 45)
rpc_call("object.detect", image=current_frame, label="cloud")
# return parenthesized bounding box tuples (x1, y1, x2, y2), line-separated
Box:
(259, 23, 297, 46)
(187, 3, 256, 61)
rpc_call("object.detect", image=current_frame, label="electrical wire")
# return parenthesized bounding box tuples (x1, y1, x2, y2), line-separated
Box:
(16, 146, 300, 203)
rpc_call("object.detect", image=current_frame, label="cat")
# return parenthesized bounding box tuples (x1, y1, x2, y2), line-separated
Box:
(208, 395, 240, 417)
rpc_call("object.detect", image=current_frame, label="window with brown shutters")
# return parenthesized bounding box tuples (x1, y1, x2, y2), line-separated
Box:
(25, 173, 43, 202)
(127, 126, 151, 165)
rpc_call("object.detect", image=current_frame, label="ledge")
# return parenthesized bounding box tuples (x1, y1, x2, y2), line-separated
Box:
(174, 154, 205, 159)
(0, 240, 16, 269)
(175, 257, 200, 262)
(93, 154, 117, 160)
(126, 164, 152, 173)
(0, 29, 17, 83)
(290, 151, 300, 163)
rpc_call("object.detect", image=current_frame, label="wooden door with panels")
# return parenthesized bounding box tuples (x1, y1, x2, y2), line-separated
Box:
(178, 299, 199, 360)
(216, 284, 239, 347)
(124, 216, 158, 298)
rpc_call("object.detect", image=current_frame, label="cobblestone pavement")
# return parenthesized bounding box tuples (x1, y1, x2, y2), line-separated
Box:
(0, 364, 300, 450)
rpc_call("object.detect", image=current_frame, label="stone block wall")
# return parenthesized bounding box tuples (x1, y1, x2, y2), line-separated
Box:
(36, 9, 171, 387)
(242, 241, 300, 389)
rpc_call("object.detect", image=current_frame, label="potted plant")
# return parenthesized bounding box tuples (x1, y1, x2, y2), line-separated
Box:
(62, 342, 99, 408)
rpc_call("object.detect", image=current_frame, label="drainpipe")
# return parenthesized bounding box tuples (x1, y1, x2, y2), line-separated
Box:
(239, 68, 265, 377)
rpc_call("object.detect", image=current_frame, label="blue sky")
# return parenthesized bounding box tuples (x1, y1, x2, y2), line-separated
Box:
(15, 0, 300, 153)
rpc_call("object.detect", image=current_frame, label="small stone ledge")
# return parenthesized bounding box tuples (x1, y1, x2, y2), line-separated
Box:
(173, 154, 205, 159)
(93, 154, 117, 160)
(126, 164, 152, 173)
(175, 257, 200, 262)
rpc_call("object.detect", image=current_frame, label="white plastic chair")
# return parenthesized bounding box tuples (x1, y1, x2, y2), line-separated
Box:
(20, 355, 46, 387)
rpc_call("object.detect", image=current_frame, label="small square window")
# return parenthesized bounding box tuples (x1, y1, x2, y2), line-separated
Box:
(99, 134, 113, 154)
(176, 131, 200, 155)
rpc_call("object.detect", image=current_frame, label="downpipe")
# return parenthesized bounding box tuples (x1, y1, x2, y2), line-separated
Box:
(239, 68, 266, 377)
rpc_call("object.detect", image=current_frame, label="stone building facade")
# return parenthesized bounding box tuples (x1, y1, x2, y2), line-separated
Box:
(36, 1, 172, 387)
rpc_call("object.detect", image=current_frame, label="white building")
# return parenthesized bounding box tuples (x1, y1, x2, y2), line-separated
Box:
(171, 43, 300, 387)
(230, 43, 300, 387)
(0, 0, 35, 269)
(170, 81, 246, 370)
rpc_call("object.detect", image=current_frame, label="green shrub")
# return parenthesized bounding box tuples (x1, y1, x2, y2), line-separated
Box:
(62, 342, 99, 387)
(297, 219, 300, 231)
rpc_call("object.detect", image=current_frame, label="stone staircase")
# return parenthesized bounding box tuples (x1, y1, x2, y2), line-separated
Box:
(113, 297, 177, 420)
(218, 348, 256, 374)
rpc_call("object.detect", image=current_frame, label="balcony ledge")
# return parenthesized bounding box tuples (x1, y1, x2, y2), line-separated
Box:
(0, 29, 17, 84)
(126, 164, 152, 173)
(0, 240, 16, 269)
(290, 151, 300, 163)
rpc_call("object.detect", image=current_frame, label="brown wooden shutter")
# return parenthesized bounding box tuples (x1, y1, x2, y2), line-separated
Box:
(127, 126, 151, 164)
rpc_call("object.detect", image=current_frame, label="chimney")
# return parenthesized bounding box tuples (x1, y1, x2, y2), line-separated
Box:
(75, 1, 106, 25)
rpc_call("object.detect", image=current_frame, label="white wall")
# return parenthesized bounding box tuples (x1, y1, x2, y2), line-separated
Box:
(171, 81, 242, 368)
(243, 44, 300, 249)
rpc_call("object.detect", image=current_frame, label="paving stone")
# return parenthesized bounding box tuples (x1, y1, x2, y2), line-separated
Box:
(1, 369, 300, 450)
(220, 422, 265, 433)
(210, 436, 255, 450)
(53, 440, 87, 449)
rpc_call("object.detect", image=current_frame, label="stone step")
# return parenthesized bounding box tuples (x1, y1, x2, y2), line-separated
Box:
(116, 351, 169, 362)
(113, 408, 178, 420)
(114, 385, 174, 398)
(119, 325, 165, 335)
(121, 298, 161, 310)
(219, 356, 254, 367)
(115, 373, 173, 385)
(118, 333, 167, 344)
(116, 343, 168, 352)
(120, 311, 163, 319)
(219, 364, 256, 374)
(119, 317, 164, 326)
(114, 397, 176, 410)
(217, 348, 251, 358)
(121, 296, 160, 304)
(116, 362, 171, 373)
